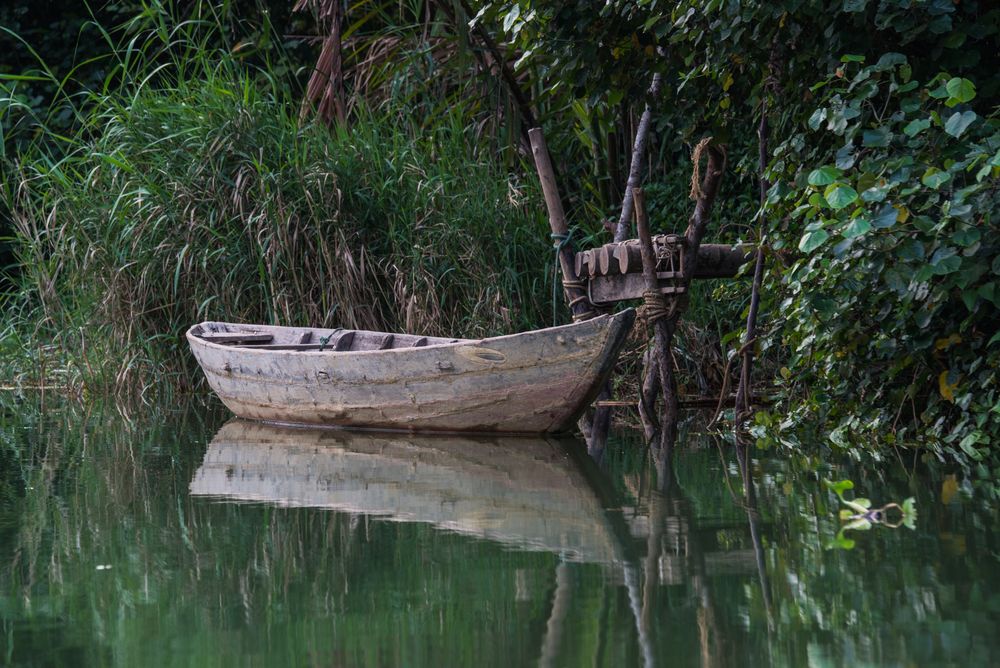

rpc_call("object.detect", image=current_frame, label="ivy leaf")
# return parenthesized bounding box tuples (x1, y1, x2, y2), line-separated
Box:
(873, 204, 897, 228)
(863, 128, 891, 147)
(903, 118, 930, 137)
(808, 107, 827, 130)
(824, 183, 859, 209)
(921, 168, 951, 189)
(944, 110, 977, 138)
(944, 77, 976, 105)
(808, 166, 842, 186)
(799, 229, 830, 252)
(897, 239, 925, 261)
(958, 432, 983, 460)
(842, 217, 871, 239)
(933, 256, 961, 275)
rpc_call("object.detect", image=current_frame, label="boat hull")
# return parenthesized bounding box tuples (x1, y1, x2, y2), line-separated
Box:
(186, 309, 635, 433)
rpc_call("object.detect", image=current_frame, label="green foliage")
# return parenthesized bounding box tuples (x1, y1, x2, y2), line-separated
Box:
(763, 54, 999, 486)
(1, 8, 551, 396)
(472, 0, 1000, 484)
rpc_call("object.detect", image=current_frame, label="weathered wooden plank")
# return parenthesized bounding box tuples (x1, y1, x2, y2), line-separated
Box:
(588, 241, 751, 278)
(198, 332, 273, 344)
(332, 330, 354, 351)
(586, 274, 665, 302)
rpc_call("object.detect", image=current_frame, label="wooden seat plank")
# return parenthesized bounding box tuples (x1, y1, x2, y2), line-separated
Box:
(199, 333, 273, 344)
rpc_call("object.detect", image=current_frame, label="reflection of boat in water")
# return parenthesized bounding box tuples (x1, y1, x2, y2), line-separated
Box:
(190, 421, 620, 564)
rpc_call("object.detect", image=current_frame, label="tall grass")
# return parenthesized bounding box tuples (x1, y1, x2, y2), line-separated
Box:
(1, 10, 553, 397)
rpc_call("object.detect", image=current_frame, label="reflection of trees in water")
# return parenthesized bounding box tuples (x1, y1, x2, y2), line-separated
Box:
(4, 401, 999, 667)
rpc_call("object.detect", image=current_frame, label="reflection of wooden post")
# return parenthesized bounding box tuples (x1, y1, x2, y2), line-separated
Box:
(538, 562, 572, 668)
(528, 128, 595, 322)
(736, 441, 774, 629)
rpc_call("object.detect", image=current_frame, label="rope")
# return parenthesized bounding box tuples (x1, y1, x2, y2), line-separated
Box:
(550, 230, 597, 324)
(689, 136, 713, 201)
(640, 289, 670, 326)
(317, 327, 342, 352)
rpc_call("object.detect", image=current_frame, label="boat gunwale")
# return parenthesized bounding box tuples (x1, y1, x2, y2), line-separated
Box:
(185, 310, 629, 359)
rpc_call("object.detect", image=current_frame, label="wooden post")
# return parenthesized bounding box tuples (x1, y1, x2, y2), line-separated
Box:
(638, 140, 727, 447)
(633, 188, 675, 444)
(735, 48, 778, 423)
(528, 127, 595, 321)
(613, 53, 666, 243)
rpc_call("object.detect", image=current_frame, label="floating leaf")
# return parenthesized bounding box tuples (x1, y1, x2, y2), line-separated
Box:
(842, 496, 872, 514)
(824, 479, 854, 495)
(901, 497, 917, 530)
(824, 183, 858, 209)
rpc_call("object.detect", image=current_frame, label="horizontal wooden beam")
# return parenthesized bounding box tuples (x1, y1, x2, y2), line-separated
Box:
(586, 243, 753, 303)
(577, 241, 752, 279)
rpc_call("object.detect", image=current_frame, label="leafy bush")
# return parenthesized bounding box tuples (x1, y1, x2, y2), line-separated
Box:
(756, 54, 999, 479)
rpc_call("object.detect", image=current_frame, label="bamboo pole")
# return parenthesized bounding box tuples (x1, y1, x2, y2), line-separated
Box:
(528, 127, 595, 321)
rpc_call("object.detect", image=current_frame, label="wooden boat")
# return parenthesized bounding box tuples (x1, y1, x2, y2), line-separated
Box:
(190, 421, 621, 564)
(186, 309, 635, 433)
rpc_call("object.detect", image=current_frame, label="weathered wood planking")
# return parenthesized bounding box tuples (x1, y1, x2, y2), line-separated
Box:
(186, 309, 636, 433)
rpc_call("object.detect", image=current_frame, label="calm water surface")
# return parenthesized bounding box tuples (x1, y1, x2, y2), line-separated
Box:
(1, 398, 997, 667)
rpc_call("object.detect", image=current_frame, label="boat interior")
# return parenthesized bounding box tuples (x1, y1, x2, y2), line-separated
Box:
(191, 322, 467, 352)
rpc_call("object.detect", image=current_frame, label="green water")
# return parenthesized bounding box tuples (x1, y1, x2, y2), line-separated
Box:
(1, 398, 997, 667)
